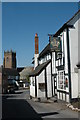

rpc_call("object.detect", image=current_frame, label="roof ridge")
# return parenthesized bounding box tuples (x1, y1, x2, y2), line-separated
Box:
(66, 9, 80, 24)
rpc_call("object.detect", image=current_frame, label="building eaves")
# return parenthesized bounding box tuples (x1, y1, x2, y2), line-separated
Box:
(66, 9, 80, 24)
(37, 10, 80, 61)
(54, 10, 80, 37)
(29, 59, 51, 77)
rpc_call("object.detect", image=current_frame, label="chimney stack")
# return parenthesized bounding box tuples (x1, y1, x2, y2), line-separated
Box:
(35, 33, 39, 54)
(34, 33, 39, 69)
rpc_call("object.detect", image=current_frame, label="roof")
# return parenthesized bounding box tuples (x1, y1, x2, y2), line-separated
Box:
(66, 9, 80, 24)
(53, 24, 73, 37)
(17, 67, 24, 73)
(0, 67, 19, 76)
(54, 10, 80, 37)
(29, 59, 51, 77)
(20, 67, 34, 77)
(38, 43, 51, 59)
(38, 10, 80, 59)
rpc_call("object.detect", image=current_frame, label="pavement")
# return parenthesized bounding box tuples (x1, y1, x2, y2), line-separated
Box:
(2, 89, 80, 120)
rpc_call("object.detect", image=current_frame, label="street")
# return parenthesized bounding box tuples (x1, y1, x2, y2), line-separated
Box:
(2, 89, 79, 120)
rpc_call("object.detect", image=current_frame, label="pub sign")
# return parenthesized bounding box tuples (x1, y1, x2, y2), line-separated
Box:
(50, 36, 62, 51)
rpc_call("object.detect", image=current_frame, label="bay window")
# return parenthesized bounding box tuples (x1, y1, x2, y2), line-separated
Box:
(58, 71, 68, 90)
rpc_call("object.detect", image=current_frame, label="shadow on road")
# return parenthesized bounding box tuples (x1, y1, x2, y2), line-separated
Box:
(2, 96, 59, 120)
(2, 95, 79, 120)
(2, 91, 23, 99)
(39, 112, 59, 117)
(2, 97, 42, 120)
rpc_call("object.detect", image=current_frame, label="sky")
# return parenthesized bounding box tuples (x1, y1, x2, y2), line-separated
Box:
(1, 0, 79, 2)
(2, 2, 79, 67)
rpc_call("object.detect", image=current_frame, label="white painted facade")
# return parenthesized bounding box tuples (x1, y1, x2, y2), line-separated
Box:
(30, 76, 35, 97)
(69, 19, 79, 99)
(34, 54, 39, 69)
(46, 63, 52, 97)
(37, 70, 45, 98)
(30, 10, 80, 102)
(56, 12, 80, 102)
(78, 69, 80, 98)
(30, 60, 52, 98)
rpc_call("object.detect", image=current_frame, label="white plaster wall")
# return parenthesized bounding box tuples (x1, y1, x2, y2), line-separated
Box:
(40, 58, 45, 64)
(60, 93, 62, 100)
(57, 92, 59, 100)
(61, 33, 64, 65)
(63, 31, 68, 74)
(78, 69, 80, 98)
(52, 52, 56, 74)
(34, 54, 39, 69)
(78, 18, 80, 63)
(47, 54, 51, 61)
(39, 54, 51, 65)
(30, 77, 35, 97)
(66, 94, 69, 102)
(46, 63, 52, 97)
(37, 70, 45, 98)
(63, 93, 65, 101)
(52, 76, 54, 96)
(69, 19, 79, 98)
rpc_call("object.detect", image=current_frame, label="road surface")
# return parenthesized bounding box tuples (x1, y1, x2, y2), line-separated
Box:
(2, 89, 79, 120)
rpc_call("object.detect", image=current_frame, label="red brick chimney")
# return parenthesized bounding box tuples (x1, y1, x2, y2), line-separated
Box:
(35, 33, 39, 54)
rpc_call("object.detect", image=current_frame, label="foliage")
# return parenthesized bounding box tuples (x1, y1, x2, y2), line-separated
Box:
(26, 75, 30, 83)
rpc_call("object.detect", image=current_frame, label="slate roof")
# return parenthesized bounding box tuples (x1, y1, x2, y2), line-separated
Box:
(29, 59, 51, 77)
(20, 67, 34, 76)
(0, 67, 19, 76)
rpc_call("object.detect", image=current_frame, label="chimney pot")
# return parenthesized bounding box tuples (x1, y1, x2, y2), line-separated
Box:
(35, 33, 38, 37)
(35, 33, 39, 54)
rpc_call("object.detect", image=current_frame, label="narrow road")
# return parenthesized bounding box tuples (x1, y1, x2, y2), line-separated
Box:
(2, 89, 79, 120)
(2, 89, 42, 120)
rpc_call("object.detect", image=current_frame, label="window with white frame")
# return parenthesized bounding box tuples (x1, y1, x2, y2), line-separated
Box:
(58, 71, 68, 90)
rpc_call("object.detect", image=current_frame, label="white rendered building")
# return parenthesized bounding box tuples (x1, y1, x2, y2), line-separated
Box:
(29, 10, 80, 103)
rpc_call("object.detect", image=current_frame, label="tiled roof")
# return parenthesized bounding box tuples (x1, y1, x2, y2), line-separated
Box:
(29, 59, 51, 77)
(20, 67, 34, 76)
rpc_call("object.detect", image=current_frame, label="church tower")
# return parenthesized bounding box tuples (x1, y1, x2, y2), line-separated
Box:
(3, 50, 16, 68)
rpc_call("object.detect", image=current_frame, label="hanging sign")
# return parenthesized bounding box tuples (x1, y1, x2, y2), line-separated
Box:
(50, 36, 62, 51)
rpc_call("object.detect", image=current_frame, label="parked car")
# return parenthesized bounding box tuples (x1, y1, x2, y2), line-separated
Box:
(7, 79, 19, 93)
